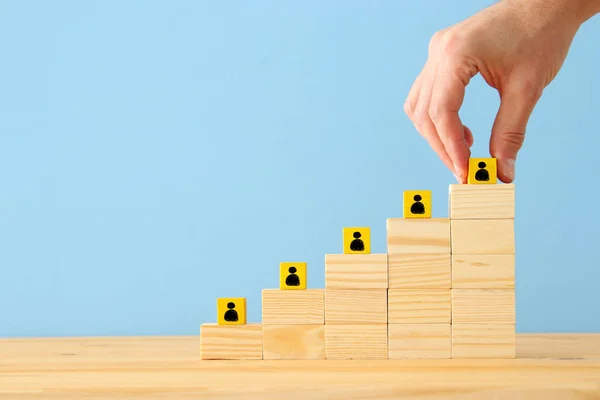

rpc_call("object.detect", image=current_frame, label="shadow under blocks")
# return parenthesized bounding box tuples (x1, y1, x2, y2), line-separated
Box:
(200, 157, 515, 360)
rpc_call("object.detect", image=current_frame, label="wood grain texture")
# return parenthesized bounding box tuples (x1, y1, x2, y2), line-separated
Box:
(452, 323, 516, 359)
(388, 253, 451, 288)
(263, 324, 325, 360)
(388, 289, 451, 324)
(262, 289, 324, 324)
(200, 323, 263, 360)
(389, 324, 451, 359)
(1, 335, 599, 399)
(449, 183, 515, 219)
(452, 254, 515, 288)
(450, 219, 515, 255)
(387, 218, 450, 254)
(325, 289, 387, 324)
(452, 289, 515, 324)
(325, 324, 388, 359)
(325, 253, 388, 289)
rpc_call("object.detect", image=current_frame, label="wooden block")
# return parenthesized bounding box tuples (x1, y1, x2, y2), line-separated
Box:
(388, 289, 450, 324)
(452, 323, 516, 358)
(343, 227, 370, 254)
(388, 324, 451, 359)
(325, 289, 387, 324)
(450, 219, 514, 255)
(279, 262, 307, 290)
(325, 324, 388, 359)
(452, 289, 515, 324)
(387, 218, 450, 254)
(325, 253, 387, 289)
(449, 183, 514, 219)
(263, 324, 325, 360)
(262, 289, 324, 325)
(467, 157, 497, 184)
(388, 253, 450, 289)
(200, 323, 263, 360)
(452, 254, 515, 289)
(217, 298, 246, 325)
(403, 190, 432, 218)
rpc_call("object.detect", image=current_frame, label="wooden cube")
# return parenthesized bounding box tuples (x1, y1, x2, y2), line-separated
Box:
(467, 157, 497, 184)
(325, 289, 387, 324)
(452, 254, 515, 289)
(388, 253, 450, 289)
(325, 253, 387, 289)
(449, 183, 514, 219)
(200, 323, 263, 360)
(217, 297, 246, 325)
(387, 218, 450, 254)
(450, 219, 514, 255)
(262, 289, 324, 325)
(403, 190, 432, 218)
(263, 324, 325, 360)
(325, 324, 388, 359)
(388, 324, 451, 359)
(388, 289, 450, 324)
(452, 323, 516, 359)
(343, 227, 370, 254)
(279, 262, 307, 290)
(451, 289, 515, 324)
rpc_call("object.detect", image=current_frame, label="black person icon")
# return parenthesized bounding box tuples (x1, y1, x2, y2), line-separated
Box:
(475, 161, 490, 181)
(350, 231, 365, 252)
(410, 194, 425, 215)
(285, 266, 300, 287)
(223, 302, 239, 322)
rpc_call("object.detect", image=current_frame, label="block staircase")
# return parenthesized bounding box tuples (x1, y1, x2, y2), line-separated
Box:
(200, 158, 516, 360)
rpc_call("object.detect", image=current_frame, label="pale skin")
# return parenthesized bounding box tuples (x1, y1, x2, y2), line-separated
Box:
(404, 0, 600, 183)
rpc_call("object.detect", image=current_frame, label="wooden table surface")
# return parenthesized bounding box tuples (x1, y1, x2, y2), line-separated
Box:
(1, 334, 599, 399)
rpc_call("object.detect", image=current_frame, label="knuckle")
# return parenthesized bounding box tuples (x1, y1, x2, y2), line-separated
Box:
(412, 107, 429, 129)
(430, 29, 462, 57)
(503, 131, 525, 149)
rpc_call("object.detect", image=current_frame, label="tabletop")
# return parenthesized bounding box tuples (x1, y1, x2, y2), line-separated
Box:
(1, 333, 599, 399)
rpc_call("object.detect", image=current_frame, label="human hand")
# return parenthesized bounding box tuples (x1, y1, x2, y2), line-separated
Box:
(404, 0, 598, 183)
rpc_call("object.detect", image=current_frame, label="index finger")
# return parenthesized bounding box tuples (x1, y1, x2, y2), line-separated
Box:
(428, 61, 474, 182)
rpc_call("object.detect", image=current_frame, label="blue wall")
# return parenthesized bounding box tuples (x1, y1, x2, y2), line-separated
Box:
(1, 0, 599, 337)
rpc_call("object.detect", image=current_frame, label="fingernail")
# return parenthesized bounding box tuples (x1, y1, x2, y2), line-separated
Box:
(454, 173, 462, 183)
(500, 159, 516, 181)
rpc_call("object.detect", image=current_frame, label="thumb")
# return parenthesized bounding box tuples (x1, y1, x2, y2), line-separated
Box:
(489, 83, 541, 183)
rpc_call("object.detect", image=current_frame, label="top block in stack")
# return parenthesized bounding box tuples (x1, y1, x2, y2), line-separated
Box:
(325, 227, 388, 289)
(387, 190, 451, 289)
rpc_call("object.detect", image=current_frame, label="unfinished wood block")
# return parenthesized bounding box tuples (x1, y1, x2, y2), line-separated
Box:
(450, 219, 514, 255)
(449, 183, 515, 219)
(325, 324, 388, 359)
(200, 323, 263, 360)
(452, 289, 515, 324)
(388, 289, 450, 324)
(263, 324, 325, 360)
(452, 323, 516, 358)
(325, 289, 387, 324)
(388, 253, 450, 289)
(388, 324, 451, 359)
(387, 218, 450, 254)
(262, 289, 324, 325)
(325, 253, 388, 289)
(452, 254, 515, 289)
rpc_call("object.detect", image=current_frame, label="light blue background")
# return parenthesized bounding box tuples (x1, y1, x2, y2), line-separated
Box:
(1, 0, 599, 337)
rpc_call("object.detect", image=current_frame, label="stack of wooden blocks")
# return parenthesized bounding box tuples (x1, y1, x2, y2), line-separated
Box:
(200, 157, 515, 360)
